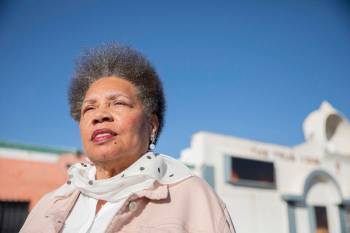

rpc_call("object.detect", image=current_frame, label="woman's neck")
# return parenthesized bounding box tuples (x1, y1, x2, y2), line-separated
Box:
(95, 166, 120, 180)
(94, 155, 142, 180)
(92, 149, 150, 180)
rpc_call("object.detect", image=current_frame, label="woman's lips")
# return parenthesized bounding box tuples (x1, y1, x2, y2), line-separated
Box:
(91, 128, 117, 144)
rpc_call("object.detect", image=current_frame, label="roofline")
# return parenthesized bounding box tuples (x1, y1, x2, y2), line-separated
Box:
(0, 140, 79, 155)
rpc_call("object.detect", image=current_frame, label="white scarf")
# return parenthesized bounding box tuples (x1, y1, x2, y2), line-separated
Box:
(54, 152, 193, 202)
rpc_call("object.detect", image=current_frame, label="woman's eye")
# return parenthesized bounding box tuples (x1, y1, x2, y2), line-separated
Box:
(113, 101, 128, 106)
(83, 107, 94, 113)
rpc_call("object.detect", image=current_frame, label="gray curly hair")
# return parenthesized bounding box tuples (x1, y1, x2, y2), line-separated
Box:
(68, 44, 166, 142)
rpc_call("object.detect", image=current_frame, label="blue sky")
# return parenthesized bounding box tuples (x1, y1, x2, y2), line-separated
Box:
(1, 0, 349, 158)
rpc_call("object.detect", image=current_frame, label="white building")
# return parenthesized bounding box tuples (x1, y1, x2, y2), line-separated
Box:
(181, 102, 350, 233)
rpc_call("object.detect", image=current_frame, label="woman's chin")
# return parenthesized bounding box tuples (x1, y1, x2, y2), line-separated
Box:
(87, 149, 122, 164)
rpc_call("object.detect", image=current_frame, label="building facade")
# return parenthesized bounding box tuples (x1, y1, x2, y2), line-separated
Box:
(181, 102, 350, 233)
(0, 142, 83, 233)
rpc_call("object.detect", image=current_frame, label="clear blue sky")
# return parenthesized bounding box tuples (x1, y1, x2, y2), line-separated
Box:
(1, 0, 349, 158)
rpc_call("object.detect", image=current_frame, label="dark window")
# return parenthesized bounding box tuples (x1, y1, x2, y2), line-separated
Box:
(314, 206, 329, 233)
(346, 206, 350, 233)
(0, 201, 29, 233)
(226, 156, 276, 189)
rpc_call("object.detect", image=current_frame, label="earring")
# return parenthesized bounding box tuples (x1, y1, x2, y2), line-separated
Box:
(149, 134, 156, 151)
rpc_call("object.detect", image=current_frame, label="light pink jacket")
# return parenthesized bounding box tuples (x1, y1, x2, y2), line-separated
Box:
(20, 176, 236, 233)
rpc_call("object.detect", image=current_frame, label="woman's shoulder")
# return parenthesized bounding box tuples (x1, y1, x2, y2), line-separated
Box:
(29, 189, 58, 213)
(168, 175, 222, 203)
(31, 184, 72, 208)
(20, 186, 79, 233)
(19, 189, 59, 232)
(169, 175, 212, 190)
(156, 153, 224, 206)
(158, 175, 235, 233)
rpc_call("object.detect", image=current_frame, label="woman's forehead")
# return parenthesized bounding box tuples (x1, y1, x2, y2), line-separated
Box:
(84, 77, 138, 100)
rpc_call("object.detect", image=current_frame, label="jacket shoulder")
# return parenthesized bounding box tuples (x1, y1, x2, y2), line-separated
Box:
(20, 189, 59, 232)
(169, 175, 223, 205)
(170, 175, 213, 189)
(166, 176, 236, 233)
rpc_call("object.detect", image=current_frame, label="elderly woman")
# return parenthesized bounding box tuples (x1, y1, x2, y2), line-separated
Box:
(20, 44, 236, 233)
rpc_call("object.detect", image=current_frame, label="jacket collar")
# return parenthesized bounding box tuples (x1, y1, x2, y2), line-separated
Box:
(45, 183, 169, 230)
(133, 182, 169, 200)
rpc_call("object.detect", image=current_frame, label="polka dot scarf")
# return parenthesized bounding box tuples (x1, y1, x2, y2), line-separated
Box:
(54, 152, 193, 202)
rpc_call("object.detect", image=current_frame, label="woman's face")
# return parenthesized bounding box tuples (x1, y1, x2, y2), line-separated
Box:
(79, 77, 156, 170)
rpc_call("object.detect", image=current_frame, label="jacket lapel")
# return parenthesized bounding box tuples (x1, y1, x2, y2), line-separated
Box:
(42, 183, 168, 233)
(44, 190, 80, 233)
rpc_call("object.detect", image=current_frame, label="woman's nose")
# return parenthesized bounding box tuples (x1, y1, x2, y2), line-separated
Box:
(92, 110, 113, 124)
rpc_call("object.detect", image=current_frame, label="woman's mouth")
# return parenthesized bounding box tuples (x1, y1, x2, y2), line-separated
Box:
(91, 128, 117, 144)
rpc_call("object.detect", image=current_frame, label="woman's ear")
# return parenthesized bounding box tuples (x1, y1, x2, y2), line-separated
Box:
(150, 114, 159, 137)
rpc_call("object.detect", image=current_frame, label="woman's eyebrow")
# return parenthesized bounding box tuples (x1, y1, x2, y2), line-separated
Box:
(83, 98, 97, 104)
(106, 93, 130, 101)
(83, 93, 132, 104)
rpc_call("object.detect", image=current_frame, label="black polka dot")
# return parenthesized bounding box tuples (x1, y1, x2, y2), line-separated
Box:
(140, 167, 145, 171)
(67, 180, 71, 185)
(121, 174, 125, 177)
(169, 174, 174, 177)
(146, 155, 152, 159)
(88, 180, 93, 185)
(158, 168, 160, 173)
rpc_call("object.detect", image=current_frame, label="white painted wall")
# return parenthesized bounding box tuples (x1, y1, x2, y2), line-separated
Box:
(295, 207, 310, 233)
(0, 147, 59, 162)
(181, 130, 350, 233)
